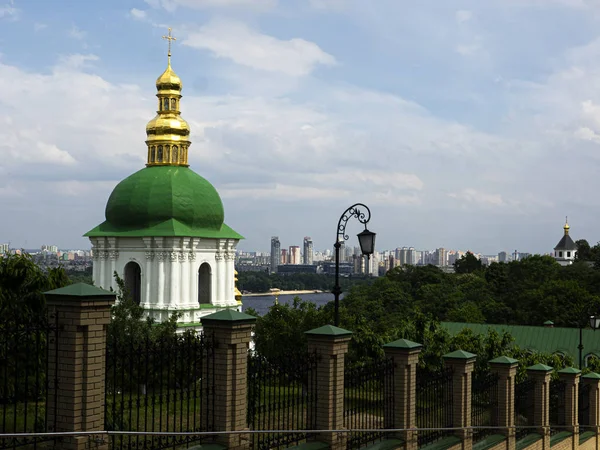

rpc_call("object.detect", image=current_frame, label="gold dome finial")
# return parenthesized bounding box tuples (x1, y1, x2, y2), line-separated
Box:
(564, 216, 570, 235)
(234, 270, 242, 304)
(146, 27, 191, 167)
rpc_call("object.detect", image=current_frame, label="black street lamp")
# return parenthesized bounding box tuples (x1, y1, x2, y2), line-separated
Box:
(332, 203, 376, 327)
(578, 315, 600, 369)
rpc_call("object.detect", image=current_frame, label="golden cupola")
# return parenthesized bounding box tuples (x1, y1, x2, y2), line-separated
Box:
(146, 28, 190, 167)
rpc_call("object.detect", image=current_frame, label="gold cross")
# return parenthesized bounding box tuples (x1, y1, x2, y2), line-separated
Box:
(162, 28, 177, 58)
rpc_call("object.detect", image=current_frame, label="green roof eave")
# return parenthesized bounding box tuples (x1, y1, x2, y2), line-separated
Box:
(583, 372, 600, 380)
(383, 338, 423, 350)
(202, 309, 256, 323)
(527, 363, 553, 372)
(305, 325, 352, 337)
(489, 356, 519, 365)
(558, 367, 581, 374)
(44, 282, 115, 298)
(443, 350, 477, 360)
(84, 218, 243, 240)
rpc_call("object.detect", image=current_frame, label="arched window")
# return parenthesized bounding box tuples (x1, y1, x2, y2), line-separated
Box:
(171, 98, 176, 110)
(559, 251, 563, 258)
(124, 261, 142, 305)
(172, 145, 178, 162)
(567, 251, 571, 258)
(165, 145, 170, 162)
(157, 145, 163, 162)
(198, 263, 211, 304)
(151, 146, 156, 162)
(163, 98, 169, 111)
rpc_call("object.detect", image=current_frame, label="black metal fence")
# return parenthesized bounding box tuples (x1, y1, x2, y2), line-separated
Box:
(416, 368, 454, 447)
(471, 372, 499, 442)
(247, 351, 319, 450)
(549, 379, 566, 436)
(579, 383, 591, 428)
(514, 378, 536, 441)
(0, 315, 58, 450)
(344, 358, 395, 450)
(105, 331, 215, 450)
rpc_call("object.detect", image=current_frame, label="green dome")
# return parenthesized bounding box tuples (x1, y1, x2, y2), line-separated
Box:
(85, 166, 242, 240)
(106, 166, 223, 230)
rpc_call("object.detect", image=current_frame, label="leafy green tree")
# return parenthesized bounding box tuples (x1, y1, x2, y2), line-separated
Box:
(454, 252, 483, 274)
(575, 239, 592, 262)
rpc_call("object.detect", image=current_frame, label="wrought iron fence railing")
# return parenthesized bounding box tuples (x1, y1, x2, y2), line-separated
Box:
(344, 358, 395, 450)
(105, 331, 215, 450)
(579, 382, 591, 428)
(0, 314, 59, 450)
(549, 379, 566, 436)
(247, 351, 319, 450)
(416, 367, 454, 447)
(471, 372, 499, 442)
(514, 378, 535, 441)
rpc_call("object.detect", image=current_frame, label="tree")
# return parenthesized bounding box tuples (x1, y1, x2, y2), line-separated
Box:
(454, 252, 483, 274)
(575, 239, 592, 262)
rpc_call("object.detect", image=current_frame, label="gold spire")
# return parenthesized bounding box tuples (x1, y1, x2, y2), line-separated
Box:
(146, 28, 191, 167)
(564, 216, 570, 235)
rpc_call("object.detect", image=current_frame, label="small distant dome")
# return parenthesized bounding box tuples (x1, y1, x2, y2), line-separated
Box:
(156, 62, 182, 90)
(564, 222, 570, 231)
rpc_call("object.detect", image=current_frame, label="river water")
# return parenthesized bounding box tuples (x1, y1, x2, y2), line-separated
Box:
(242, 292, 333, 316)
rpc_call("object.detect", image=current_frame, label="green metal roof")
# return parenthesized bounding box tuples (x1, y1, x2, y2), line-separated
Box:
(441, 322, 600, 361)
(383, 338, 423, 350)
(44, 283, 115, 297)
(305, 325, 352, 337)
(85, 166, 243, 240)
(202, 309, 256, 323)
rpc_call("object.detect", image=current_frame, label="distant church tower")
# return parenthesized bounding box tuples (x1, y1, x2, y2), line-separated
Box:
(85, 29, 243, 327)
(553, 217, 577, 266)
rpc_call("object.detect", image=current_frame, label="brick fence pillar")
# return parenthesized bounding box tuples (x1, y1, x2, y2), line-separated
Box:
(443, 350, 477, 450)
(44, 283, 116, 450)
(202, 310, 256, 450)
(558, 367, 581, 440)
(383, 338, 422, 450)
(305, 325, 352, 450)
(581, 373, 600, 442)
(490, 356, 519, 450)
(527, 364, 553, 449)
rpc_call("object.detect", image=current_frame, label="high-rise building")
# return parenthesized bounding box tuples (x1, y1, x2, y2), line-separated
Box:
(435, 248, 447, 266)
(281, 248, 288, 264)
(303, 237, 314, 265)
(0, 243, 8, 254)
(498, 251, 508, 263)
(270, 236, 281, 273)
(289, 246, 301, 265)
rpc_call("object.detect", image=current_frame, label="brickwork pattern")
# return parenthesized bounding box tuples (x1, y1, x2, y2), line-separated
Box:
(527, 369, 552, 450)
(490, 362, 518, 450)
(384, 347, 421, 450)
(46, 296, 114, 450)
(202, 321, 254, 450)
(307, 335, 351, 450)
(444, 356, 476, 450)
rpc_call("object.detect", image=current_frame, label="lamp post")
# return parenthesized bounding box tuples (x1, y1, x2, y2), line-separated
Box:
(578, 315, 600, 369)
(332, 203, 376, 327)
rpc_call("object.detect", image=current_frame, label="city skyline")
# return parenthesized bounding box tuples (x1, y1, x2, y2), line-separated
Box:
(3, 1, 600, 253)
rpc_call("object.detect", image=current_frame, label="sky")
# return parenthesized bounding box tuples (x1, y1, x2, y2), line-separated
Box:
(1, 0, 600, 255)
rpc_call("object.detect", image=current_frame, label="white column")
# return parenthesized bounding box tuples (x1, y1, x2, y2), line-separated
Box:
(98, 251, 105, 289)
(189, 253, 197, 307)
(157, 252, 165, 307)
(216, 253, 225, 306)
(225, 253, 234, 305)
(169, 251, 178, 307)
(109, 249, 118, 291)
(143, 238, 153, 307)
(180, 252, 189, 308)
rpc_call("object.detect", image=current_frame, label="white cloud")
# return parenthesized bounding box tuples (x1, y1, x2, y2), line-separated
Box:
(455, 10, 473, 23)
(309, 0, 346, 11)
(184, 20, 336, 76)
(68, 25, 86, 41)
(448, 189, 506, 207)
(33, 23, 47, 31)
(129, 8, 147, 20)
(144, 0, 276, 11)
(0, 1, 18, 20)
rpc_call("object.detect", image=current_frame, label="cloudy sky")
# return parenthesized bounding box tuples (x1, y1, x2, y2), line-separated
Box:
(1, 0, 599, 254)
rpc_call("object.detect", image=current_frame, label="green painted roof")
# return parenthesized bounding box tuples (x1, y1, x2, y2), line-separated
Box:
(305, 325, 352, 337)
(202, 309, 256, 322)
(383, 338, 423, 349)
(557, 367, 581, 374)
(443, 349, 476, 360)
(85, 166, 242, 240)
(441, 322, 600, 362)
(583, 372, 600, 379)
(44, 283, 115, 297)
(489, 356, 519, 365)
(527, 363, 553, 372)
